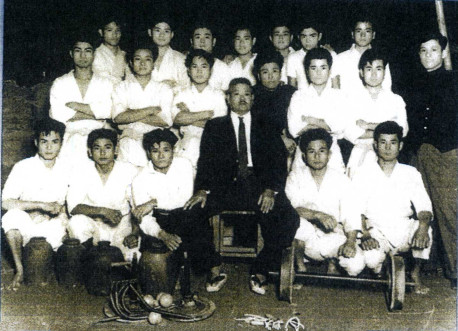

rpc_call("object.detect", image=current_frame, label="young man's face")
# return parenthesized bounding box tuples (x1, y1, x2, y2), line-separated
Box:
(361, 59, 385, 87)
(188, 56, 211, 85)
(71, 42, 94, 68)
(307, 59, 330, 86)
(270, 26, 292, 51)
(227, 83, 254, 115)
(352, 22, 375, 48)
(258, 62, 281, 90)
(89, 138, 115, 166)
(303, 139, 330, 171)
(132, 49, 154, 77)
(234, 29, 255, 56)
(374, 133, 402, 162)
(149, 141, 174, 172)
(419, 39, 444, 72)
(191, 28, 215, 53)
(99, 21, 121, 47)
(35, 131, 62, 161)
(149, 22, 174, 47)
(299, 28, 322, 51)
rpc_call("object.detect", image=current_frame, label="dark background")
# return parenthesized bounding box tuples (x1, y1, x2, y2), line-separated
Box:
(3, 0, 457, 91)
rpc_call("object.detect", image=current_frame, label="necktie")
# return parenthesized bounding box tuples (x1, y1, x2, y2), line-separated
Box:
(238, 116, 248, 178)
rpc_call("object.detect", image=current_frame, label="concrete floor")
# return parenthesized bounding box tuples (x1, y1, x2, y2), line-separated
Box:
(1, 260, 456, 331)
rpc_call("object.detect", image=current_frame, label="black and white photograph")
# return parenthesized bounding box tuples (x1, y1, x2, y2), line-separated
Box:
(1, 0, 457, 329)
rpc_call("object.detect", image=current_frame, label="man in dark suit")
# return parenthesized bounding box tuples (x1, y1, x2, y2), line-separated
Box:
(184, 78, 299, 295)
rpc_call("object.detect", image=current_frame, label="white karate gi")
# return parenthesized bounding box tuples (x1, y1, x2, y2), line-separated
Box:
(287, 83, 348, 172)
(227, 54, 257, 86)
(280, 47, 295, 84)
(131, 157, 194, 237)
(172, 85, 227, 167)
(209, 58, 230, 91)
(152, 47, 190, 94)
(2, 155, 69, 250)
(352, 162, 433, 273)
(333, 44, 392, 95)
(112, 76, 174, 167)
(345, 89, 408, 178)
(286, 166, 364, 276)
(67, 161, 139, 260)
(286, 48, 337, 90)
(50, 71, 114, 171)
(93, 44, 132, 85)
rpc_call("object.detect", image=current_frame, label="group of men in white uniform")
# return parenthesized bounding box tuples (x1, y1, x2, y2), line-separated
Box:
(2, 13, 440, 296)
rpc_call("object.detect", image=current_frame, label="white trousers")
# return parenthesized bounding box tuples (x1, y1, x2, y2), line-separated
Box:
(2, 209, 67, 251)
(295, 219, 365, 276)
(68, 214, 140, 261)
(363, 220, 432, 274)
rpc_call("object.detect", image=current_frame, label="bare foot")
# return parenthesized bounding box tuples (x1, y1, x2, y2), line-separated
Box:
(414, 284, 430, 295)
(296, 260, 307, 273)
(10, 270, 24, 290)
(327, 260, 340, 275)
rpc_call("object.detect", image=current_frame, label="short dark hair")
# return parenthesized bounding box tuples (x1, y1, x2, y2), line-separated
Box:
(185, 49, 215, 69)
(34, 118, 66, 141)
(98, 14, 125, 31)
(270, 19, 292, 36)
(253, 49, 284, 73)
(296, 19, 322, 36)
(127, 38, 159, 64)
(87, 129, 118, 149)
(69, 30, 98, 51)
(299, 128, 333, 152)
(373, 121, 403, 142)
(358, 48, 388, 71)
(304, 48, 333, 71)
(149, 15, 176, 31)
(419, 32, 448, 50)
(352, 13, 375, 31)
(227, 77, 253, 94)
(233, 25, 255, 39)
(142, 129, 178, 152)
(191, 21, 215, 37)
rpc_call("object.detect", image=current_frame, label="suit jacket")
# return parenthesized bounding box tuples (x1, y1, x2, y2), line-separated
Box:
(195, 113, 287, 195)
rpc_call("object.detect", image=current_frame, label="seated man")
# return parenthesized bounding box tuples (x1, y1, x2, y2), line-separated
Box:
(353, 121, 433, 294)
(345, 48, 408, 178)
(67, 129, 140, 261)
(286, 129, 364, 276)
(112, 42, 174, 167)
(173, 49, 227, 169)
(50, 32, 114, 171)
(131, 129, 226, 292)
(288, 48, 347, 173)
(185, 78, 299, 295)
(2, 118, 69, 289)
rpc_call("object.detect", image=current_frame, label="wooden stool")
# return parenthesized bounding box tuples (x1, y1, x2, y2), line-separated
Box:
(211, 211, 263, 258)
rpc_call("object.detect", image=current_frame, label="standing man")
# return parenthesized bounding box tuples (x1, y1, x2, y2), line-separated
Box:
(185, 78, 299, 295)
(406, 32, 457, 288)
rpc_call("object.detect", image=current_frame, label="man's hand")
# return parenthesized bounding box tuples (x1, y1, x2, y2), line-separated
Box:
(40, 202, 64, 216)
(412, 226, 430, 250)
(183, 190, 207, 210)
(281, 130, 296, 155)
(361, 234, 380, 251)
(123, 234, 139, 249)
(316, 212, 337, 232)
(338, 240, 357, 258)
(158, 230, 182, 251)
(69, 112, 95, 121)
(144, 106, 162, 114)
(177, 102, 190, 112)
(162, 80, 177, 89)
(100, 208, 123, 226)
(258, 189, 275, 214)
(133, 199, 157, 220)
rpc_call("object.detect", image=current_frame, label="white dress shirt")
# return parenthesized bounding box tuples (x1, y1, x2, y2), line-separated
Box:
(152, 46, 190, 93)
(209, 58, 230, 91)
(230, 111, 253, 166)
